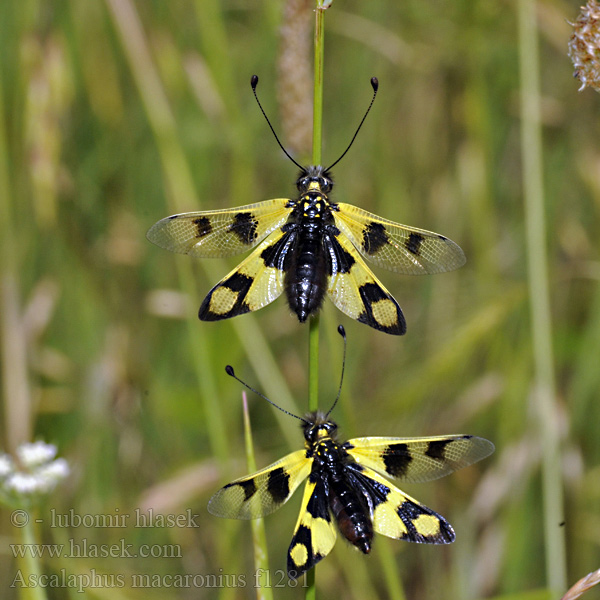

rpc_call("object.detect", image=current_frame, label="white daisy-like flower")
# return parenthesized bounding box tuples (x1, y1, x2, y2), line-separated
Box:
(16, 441, 58, 468)
(0, 454, 14, 478)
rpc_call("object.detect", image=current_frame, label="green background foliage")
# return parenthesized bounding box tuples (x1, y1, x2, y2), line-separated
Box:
(0, 0, 597, 598)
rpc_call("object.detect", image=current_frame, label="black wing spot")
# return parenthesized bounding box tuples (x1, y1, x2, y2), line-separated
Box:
(306, 483, 331, 522)
(290, 524, 311, 552)
(347, 465, 391, 509)
(326, 232, 356, 275)
(362, 222, 388, 255)
(425, 440, 451, 461)
(267, 467, 290, 504)
(225, 479, 256, 501)
(260, 230, 296, 269)
(193, 216, 212, 238)
(288, 524, 315, 578)
(383, 444, 412, 477)
(225, 272, 253, 292)
(356, 283, 406, 335)
(398, 500, 425, 532)
(198, 272, 253, 320)
(398, 500, 455, 543)
(405, 232, 425, 255)
(229, 212, 258, 245)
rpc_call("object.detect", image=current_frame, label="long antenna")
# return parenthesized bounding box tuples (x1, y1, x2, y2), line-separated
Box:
(251, 75, 305, 172)
(326, 325, 347, 417)
(325, 77, 379, 172)
(225, 365, 308, 424)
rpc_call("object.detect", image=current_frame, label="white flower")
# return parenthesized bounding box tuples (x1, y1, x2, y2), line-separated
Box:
(0, 442, 69, 501)
(4, 472, 41, 494)
(0, 454, 14, 478)
(35, 458, 70, 491)
(16, 441, 57, 468)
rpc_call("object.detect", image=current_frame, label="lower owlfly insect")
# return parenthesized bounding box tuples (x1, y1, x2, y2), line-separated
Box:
(208, 326, 494, 578)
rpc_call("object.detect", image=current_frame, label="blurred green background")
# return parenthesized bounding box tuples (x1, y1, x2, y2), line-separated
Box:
(1, 0, 598, 598)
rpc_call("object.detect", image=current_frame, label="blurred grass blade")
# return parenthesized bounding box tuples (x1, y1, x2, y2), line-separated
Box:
(242, 391, 273, 600)
(0, 43, 33, 453)
(104, 0, 299, 452)
(486, 590, 554, 600)
(517, 0, 566, 595)
(376, 537, 407, 600)
(104, 0, 228, 463)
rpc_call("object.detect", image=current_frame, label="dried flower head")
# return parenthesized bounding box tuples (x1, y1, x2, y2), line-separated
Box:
(568, 0, 600, 92)
(277, 0, 313, 158)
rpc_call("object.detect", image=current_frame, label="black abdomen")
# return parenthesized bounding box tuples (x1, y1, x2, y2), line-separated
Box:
(328, 478, 373, 553)
(285, 224, 328, 322)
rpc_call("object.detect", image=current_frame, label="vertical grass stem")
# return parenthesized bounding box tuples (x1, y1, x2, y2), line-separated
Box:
(242, 392, 273, 600)
(517, 0, 567, 595)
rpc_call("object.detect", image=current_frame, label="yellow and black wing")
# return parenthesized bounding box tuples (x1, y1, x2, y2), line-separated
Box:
(208, 449, 311, 520)
(198, 227, 294, 320)
(287, 478, 337, 579)
(346, 463, 455, 544)
(344, 435, 494, 483)
(146, 199, 292, 258)
(333, 203, 466, 275)
(325, 231, 406, 335)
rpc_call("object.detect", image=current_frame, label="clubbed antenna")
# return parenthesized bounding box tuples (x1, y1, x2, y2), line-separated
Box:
(225, 365, 308, 424)
(325, 77, 379, 172)
(251, 75, 306, 172)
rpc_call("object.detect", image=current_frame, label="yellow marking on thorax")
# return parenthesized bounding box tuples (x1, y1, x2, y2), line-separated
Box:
(315, 427, 332, 442)
(303, 199, 323, 218)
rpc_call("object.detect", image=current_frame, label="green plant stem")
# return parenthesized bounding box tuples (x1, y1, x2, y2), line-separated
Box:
(312, 5, 325, 167)
(308, 0, 326, 414)
(306, 5, 327, 599)
(308, 315, 320, 413)
(517, 0, 566, 596)
(17, 512, 47, 600)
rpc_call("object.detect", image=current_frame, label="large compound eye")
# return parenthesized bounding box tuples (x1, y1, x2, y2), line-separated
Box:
(320, 177, 332, 193)
(305, 424, 317, 443)
(297, 176, 310, 191)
